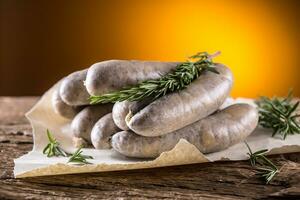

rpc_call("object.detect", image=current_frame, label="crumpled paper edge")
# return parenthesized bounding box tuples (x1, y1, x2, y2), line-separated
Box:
(14, 84, 300, 178)
(15, 139, 209, 178)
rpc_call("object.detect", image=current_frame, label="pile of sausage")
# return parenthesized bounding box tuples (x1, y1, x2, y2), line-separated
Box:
(52, 60, 259, 158)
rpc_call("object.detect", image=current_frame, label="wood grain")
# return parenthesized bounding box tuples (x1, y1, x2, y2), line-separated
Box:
(0, 97, 299, 200)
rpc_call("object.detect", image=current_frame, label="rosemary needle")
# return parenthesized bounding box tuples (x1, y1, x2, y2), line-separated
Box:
(43, 129, 68, 157)
(245, 141, 268, 166)
(43, 130, 93, 165)
(89, 51, 220, 104)
(256, 91, 300, 139)
(256, 167, 278, 184)
(245, 142, 278, 184)
(68, 147, 93, 165)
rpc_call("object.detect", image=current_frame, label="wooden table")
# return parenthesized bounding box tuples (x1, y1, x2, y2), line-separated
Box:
(0, 97, 299, 199)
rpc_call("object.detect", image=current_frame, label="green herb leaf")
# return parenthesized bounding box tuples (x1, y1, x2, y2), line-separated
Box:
(68, 147, 93, 165)
(89, 51, 220, 104)
(245, 142, 279, 184)
(43, 129, 68, 157)
(256, 91, 300, 140)
(256, 167, 278, 184)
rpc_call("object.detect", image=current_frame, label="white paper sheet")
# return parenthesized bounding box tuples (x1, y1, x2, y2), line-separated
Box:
(14, 84, 300, 178)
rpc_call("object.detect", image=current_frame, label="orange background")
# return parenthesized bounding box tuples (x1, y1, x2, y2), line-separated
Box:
(0, 0, 299, 97)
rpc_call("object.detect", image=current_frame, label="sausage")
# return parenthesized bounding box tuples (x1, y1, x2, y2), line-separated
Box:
(112, 101, 132, 130)
(85, 60, 179, 96)
(60, 69, 90, 106)
(51, 87, 81, 119)
(126, 63, 233, 137)
(91, 113, 121, 149)
(112, 103, 259, 158)
(112, 98, 153, 130)
(71, 104, 113, 142)
(113, 97, 234, 131)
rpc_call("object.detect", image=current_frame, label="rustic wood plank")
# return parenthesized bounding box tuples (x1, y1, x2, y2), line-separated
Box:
(0, 97, 38, 125)
(0, 97, 299, 199)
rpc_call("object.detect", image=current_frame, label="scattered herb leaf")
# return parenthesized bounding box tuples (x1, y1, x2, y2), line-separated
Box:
(43, 130, 93, 165)
(43, 129, 68, 157)
(256, 91, 300, 139)
(245, 142, 279, 184)
(256, 166, 278, 184)
(67, 147, 93, 165)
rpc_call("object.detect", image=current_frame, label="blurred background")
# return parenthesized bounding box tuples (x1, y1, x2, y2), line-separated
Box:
(0, 0, 299, 97)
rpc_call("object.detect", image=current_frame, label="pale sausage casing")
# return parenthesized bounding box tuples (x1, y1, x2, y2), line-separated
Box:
(112, 99, 152, 131)
(52, 86, 81, 119)
(112, 103, 259, 158)
(91, 113, 120, 149)
(60, 69, 90, 106)
(112, 101, 133, 131)
(126, 64, 233, 137)
(71, 104, 113, 142)
(85, 60, 178, 96)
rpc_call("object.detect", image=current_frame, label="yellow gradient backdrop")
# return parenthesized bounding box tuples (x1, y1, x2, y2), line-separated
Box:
(0, 0, 299, 97)
(83, 0, 298, 98)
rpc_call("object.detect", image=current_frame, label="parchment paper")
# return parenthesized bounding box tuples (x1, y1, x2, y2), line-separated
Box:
(14, 84, 300, 178)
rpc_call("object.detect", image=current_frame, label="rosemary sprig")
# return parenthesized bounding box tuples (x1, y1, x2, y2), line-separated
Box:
(43, 129, 68, 157)
(89, 51, 220, 104)
(43, 130, 93, 165)
(67, 147, 93, 165)
(245, 142, 278, 184)
(256, 167, 278, 184)
(245, 142, 268, 166)
(256, 91, 300, 140)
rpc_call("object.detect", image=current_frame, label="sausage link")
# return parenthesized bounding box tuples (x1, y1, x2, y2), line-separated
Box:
(112, 103, 258, 158)
(85, 60, 178, 95)
(71, 104, 113, 142)
(52, 86, 81, 119)
(126, 64, 233, 137)
(91, 113, 121, 149)
(60, 69, 90, 106)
